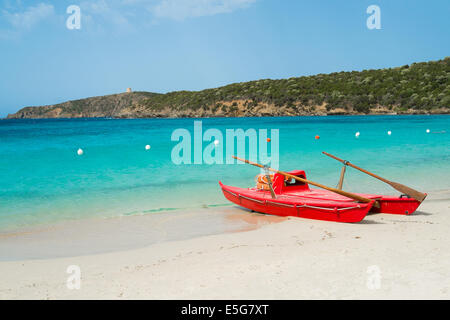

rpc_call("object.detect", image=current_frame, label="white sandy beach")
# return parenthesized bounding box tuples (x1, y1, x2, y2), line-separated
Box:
(0, 190, 449, 300)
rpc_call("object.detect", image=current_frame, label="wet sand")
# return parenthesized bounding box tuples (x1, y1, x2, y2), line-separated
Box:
(0, 206, 285, 261)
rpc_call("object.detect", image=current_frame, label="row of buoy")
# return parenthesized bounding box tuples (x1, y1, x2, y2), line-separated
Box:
(314, 129, 432, 140)
(77, 140, 240, 155)
(77, 138, 269, 155)
(76, 128, 434, 155)
(354, 129, 432, 138)
(77, 145, 151, 156)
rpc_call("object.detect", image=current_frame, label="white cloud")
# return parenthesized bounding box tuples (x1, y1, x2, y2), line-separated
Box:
(80, 0, 134, 31)
(0, 0, 256, 37)
(152, 0, 257, 20)
(2, 3, 54, 30)
(82, 0, 257, 24)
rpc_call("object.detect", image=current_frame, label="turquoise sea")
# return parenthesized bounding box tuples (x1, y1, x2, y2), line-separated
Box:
(0, 115, 449, 233)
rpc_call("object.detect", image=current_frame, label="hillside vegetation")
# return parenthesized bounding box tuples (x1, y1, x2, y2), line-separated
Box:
(8, 57, 450, 119)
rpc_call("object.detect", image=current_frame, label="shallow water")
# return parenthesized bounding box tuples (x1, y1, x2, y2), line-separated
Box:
(0, 115, 449, 232)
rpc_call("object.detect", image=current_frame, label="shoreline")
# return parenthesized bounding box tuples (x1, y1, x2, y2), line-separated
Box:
(1, 190, 449, 299)
(0, 206, 286, 262)
(4, 113, 450, 121)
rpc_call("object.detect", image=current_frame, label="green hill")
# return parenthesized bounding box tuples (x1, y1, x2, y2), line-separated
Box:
(7, 57, 450, 119)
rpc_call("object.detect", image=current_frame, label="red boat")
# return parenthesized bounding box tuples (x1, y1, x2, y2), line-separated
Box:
(219, 169, 423, 223)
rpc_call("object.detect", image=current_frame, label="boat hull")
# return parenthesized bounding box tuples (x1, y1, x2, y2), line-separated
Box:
(219, 181, 424, 222)
(371, 196, 421, 215)
(220, 182, 373, 223)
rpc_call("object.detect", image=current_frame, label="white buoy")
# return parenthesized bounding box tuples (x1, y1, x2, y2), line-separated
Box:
(387, 131, 392, 135)
(426, 129, 430, 133)
(214, 139, 219, 146)
(355, 132, 360, 138)
(77, 148, 83, 156)
(145, 145, 151, 150)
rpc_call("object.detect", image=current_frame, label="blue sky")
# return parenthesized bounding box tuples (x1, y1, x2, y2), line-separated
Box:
(0, 0, 449, 117)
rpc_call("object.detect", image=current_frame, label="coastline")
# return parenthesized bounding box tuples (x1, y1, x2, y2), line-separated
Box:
(1, 190, 449, 300)
(4, 111, 450, 120)
(5, 57, 450, 120)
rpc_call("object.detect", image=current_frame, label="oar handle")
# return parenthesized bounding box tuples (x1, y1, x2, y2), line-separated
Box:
(322, 151, 346, 164)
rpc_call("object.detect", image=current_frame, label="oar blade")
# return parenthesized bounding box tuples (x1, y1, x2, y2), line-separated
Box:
(388, 181, 427, 202)
(322, 151, 427, 202)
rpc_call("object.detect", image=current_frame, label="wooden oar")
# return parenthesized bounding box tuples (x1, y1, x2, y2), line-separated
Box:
(232, 156, 379, 207)
(322, 152, 427, 202)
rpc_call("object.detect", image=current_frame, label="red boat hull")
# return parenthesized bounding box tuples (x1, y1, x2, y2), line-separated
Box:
(219, 170, 423, 223)
(219, 182, 374, 223)
(370, 196, 421, 215)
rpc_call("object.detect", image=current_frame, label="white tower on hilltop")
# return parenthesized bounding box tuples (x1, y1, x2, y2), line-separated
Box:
(126, 88, 132, 93)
